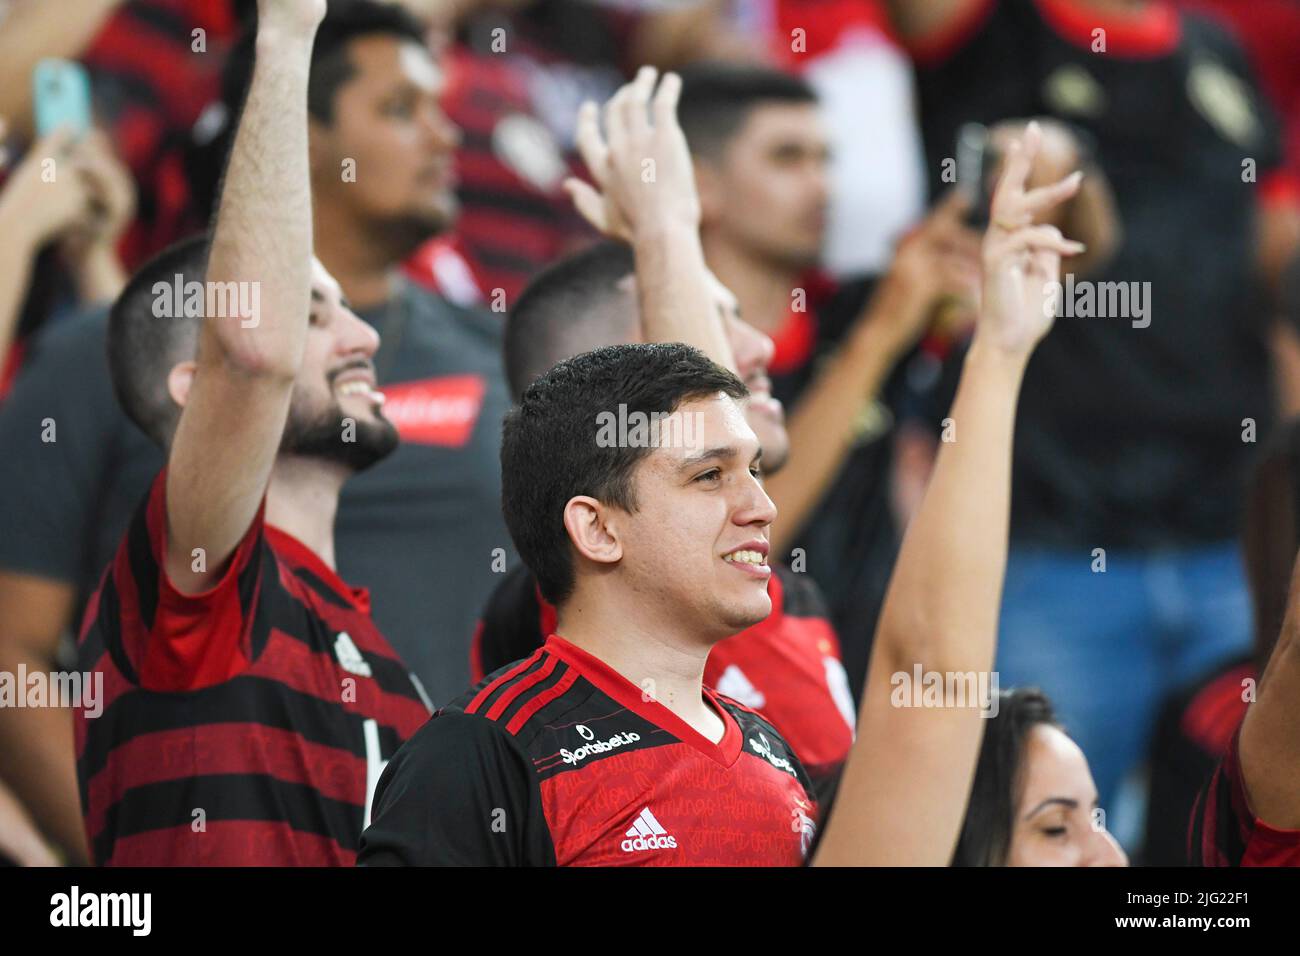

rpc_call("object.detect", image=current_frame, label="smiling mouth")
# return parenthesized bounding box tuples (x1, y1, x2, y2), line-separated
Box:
(723, 549, 767, 566)
(335, 379, 385, 405)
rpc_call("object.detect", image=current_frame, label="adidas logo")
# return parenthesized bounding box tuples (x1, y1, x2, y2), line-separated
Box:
(334, 632, 372, 678)
(621, 807, 678, 853)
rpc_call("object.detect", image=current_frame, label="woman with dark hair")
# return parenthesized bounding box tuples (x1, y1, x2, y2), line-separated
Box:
(953, 687, 1127, 866)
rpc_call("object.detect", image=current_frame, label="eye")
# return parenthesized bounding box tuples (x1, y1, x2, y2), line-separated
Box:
(749, 465, 763, 481)
(383, 97, 415, 119)
(1041, 826, 1068, 838)
(693, 469, 721, 484)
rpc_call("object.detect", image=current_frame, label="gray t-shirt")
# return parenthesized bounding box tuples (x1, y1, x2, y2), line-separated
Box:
(0, 280, 513, 704)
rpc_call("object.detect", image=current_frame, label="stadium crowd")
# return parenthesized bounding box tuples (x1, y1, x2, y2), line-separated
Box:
(0, 0, 1298, 867)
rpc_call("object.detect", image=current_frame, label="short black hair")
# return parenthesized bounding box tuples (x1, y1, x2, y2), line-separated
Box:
(677, 61, 817, 160)
(223, 0, 427, 123)
(501, 343, 747, 605)
(307, 0, 428, 124)
(952, 688, 1059, 867)
(191, 0, 428, 214)
(504, 240, 638, 400)
(107, 235, 211, 448)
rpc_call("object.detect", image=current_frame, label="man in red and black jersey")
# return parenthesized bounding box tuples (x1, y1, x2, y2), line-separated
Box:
(474, 244, 857, 799)
(475, 555, 854, 802)
(360, 79, 1088, 864)
(75, 0, 430, 865)
(471, 71, 857, 803)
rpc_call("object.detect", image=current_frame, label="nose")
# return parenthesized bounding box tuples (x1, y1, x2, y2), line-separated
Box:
(338, 307, 381, 361)
(423, 103, 461, 152)
(1085, 827, 1129, 867)
(727, 315, 775, 382)
(734, 471, 778, 531)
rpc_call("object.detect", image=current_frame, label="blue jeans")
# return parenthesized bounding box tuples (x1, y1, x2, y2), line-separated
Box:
(996, 543, 1251, 821)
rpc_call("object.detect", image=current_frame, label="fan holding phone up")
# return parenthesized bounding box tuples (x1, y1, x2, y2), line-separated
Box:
(0, 57, 135, 371)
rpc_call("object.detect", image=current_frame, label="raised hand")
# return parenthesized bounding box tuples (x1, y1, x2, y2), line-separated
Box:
(257, 0, 327, 34)
(978, 121, 1085, 357)
(565, 66, 700, 243)
(61, 130, 136, 255)
(0, 127, 94, 250)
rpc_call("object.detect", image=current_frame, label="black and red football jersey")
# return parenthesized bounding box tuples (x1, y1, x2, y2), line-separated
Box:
(360, 634, 818, 866)
(472, 564, 855, 801)
(1189, 725, 1300, 866)
(75, 471, 431, 866)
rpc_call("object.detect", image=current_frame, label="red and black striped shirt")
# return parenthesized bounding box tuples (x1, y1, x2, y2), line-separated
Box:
(472, 563, 855, 803)
(1190, 725, 1300, 866)
(75, 471, 431, 866)
(360, 634, 817, 866)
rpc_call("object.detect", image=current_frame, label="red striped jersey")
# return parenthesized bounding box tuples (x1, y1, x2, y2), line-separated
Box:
(471, 564, 854, 803)
(75, 471, 431, 866)
(1190, 726, 1300, 866)
(360, 634, 817, 866)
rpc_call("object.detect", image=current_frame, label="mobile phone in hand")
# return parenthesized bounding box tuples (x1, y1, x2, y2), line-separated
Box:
(956, 123, 998, 230)
(34, 59, 93, 139)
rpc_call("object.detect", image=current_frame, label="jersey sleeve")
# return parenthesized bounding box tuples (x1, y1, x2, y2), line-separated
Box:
(471, 565, 549, 682)
(1190, 726, 1300, 866)
(101, 468, 268, 691)
(357, 711, 555, 866)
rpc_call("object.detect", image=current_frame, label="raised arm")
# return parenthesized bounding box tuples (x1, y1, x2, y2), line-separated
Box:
(1238, 555, 1300, 828)
(565, 67, 736, 373)
(163, 0, 325, 593)
(813, 124, 1084, 865)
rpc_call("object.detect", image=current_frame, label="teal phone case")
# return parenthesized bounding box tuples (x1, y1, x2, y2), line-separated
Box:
(33, 59, 93, 137)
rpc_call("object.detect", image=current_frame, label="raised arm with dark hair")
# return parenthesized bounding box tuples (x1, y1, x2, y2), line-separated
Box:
(163, 0, 325, 593)
(814, 124, 1085, 865)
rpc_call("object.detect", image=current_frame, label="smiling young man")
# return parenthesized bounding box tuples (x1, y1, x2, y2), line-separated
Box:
(472, 70, 856, 802)
(360, 116, 1088, 865)
(75, 0, 430, 866)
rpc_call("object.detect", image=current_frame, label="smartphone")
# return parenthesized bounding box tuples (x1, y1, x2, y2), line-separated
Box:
(33, 59, 93, 139)
(955, 122, 998, 230)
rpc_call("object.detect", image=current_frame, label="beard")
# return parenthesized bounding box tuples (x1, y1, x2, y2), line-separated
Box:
(280, 397, 400, 473)
(379, 196, 459, 258)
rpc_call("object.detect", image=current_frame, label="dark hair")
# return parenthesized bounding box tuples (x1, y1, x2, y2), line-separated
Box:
(952, 687, 1059, 867)
(1243, 419, 1300, 671)
(307, 0, 427, 123)
(107, 235, 211, 448)
(190, 0, 428, 215)
(676, 61, 817, 160)
(504, 240, 638, 400)
(501, 343, 747, 605)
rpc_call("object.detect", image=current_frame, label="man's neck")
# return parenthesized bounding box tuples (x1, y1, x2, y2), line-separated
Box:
(265, 456, 348, 570)
(701, 232, 803, 336)
(313, 204, 403, 313)
(556, 590, 725, 743)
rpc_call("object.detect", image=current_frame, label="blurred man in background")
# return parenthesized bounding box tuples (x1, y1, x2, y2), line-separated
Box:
(676, 62, 981, 697)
